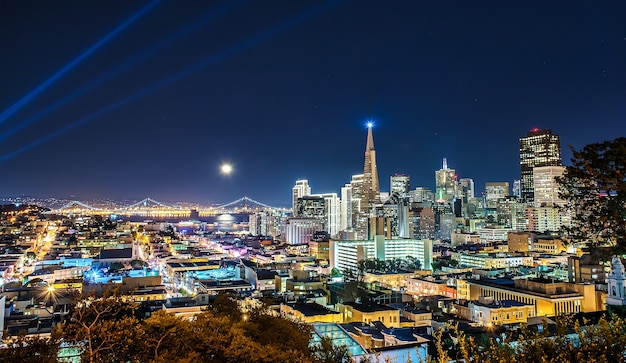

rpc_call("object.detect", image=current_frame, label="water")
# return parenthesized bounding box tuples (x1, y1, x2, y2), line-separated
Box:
(123, 213, 249, 224)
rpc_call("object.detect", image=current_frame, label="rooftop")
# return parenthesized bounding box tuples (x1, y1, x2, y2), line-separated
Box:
(342, 301, 399, 313)
(286, 302, 339, 317)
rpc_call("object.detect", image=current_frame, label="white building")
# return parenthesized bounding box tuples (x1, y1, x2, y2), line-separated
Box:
(476, 227, 512, 243)
(527, 206, 570, 233)
(451, 252, 534, 269)
(249, 210, 284, 237)
(330, 236, 433, 273)
(340, 174, 363, 235)
(340, 184, 352, 231)
(606, 256, 626, 306)
(533, 166, 566, 208)
(283, 217, 322, 245)
(313, 193, 341, 238)
(292, 180, 311, 214)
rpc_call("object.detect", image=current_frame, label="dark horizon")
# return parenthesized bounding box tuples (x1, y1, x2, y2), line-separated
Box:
(2, 1, 625, 206)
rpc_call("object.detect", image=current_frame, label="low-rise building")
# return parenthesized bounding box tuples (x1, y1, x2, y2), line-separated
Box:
(337, 301, 402, 328)
(451, 252, 534, 269)
(467, 277, 604, 317)
(280, 302, 341, 323)
(455, 297, 535, 326)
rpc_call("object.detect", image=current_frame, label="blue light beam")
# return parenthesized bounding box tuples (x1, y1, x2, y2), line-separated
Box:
(0, 0, 161, 126)
(0, 0, 244, 142)
(0, 0, 343, 163)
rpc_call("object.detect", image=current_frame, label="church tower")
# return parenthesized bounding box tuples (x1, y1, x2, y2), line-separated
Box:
(607, 255, 626, 307)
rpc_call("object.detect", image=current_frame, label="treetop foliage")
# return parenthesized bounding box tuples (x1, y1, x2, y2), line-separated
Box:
(557, 137, 626, 250)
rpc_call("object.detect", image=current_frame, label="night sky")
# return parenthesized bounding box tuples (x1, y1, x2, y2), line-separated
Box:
(1, 1, 625, 207)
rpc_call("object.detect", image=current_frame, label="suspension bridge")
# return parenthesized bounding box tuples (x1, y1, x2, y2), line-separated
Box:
(53, 196, 287, 217)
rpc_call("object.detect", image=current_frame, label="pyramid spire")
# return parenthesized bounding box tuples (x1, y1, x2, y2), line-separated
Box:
(366, 123, 375, 151)
(358, 123, 380, 239)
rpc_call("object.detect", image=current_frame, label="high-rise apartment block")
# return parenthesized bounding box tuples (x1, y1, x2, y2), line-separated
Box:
(519, 129, 562, 202)
(528, 165, 569, 233)
(316, 193, 340, 237)
(340, 174, 363, 234)
(292, 180, 311, 214)
(296, 196, 325, 219)
(533, 166, 566, 208)
(330, 236, 433, 273)
(283, 217, 322, 245)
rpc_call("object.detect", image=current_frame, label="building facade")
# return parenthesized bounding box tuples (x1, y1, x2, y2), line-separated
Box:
(519, 129, 562, 202)
(292, 180, 311, 214)
(330, 236, 433, 273)
(358, 126, 381, 240)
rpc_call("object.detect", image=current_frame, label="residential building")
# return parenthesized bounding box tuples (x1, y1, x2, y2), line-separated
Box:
(292, 179, 311, 214)
(281, 302, 342, 323)
(283, 217, 322, 245)
(330, 236, 433, 273)
(338, 301, 402, 327)
(309, 231, 331, 262)
(451, 252, 534, 269)
(462, 297, 535, 326)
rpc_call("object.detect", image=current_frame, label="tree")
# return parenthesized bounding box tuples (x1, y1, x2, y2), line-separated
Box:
(556, 137, 626, 251)
(430, 315, 626, 363)
(107, 262, 124, 272)
(403, 255, 422, 270)
(138, 310, 199, 363)
(209, 292, 243, 321)
(58, 295, 141, 363)
(330, 267, 343, 277)
(0, 332, 60, 363)
(130, 259, 148, 268)
(312, 336, 351, 363)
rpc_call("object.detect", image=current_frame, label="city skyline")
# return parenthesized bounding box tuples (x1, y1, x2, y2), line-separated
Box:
(2, 1, 625, 205)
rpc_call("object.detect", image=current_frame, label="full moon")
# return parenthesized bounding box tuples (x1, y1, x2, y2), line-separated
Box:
(220, 163, 233, 175)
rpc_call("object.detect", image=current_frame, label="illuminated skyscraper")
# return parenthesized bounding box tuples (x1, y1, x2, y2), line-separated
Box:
(292, 180, 311, 214)
(485, 182, 510, 208)
(530, 165, 570, 233)
(390, 174, 410, 197)
(458, 178, 475, 201)
(533, 166, 566, 208)
(316, 192, 341, 237)
(519, 129, 562, 202)
(358, 124, 381, 239)
(340, 174, 363, 236)
(435, 158, 456, 202)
